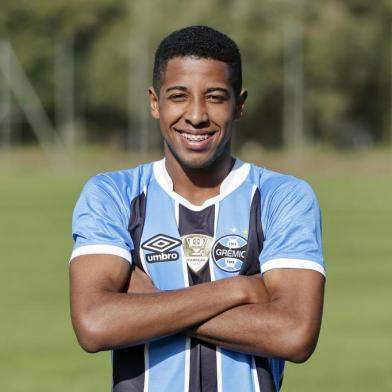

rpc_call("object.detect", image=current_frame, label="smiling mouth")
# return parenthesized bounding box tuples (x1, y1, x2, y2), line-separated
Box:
(175, 129, 216, 143)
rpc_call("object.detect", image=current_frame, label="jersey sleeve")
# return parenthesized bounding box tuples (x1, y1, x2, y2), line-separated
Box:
(259, 178, 325, 276)
(70, 174, 133, 263)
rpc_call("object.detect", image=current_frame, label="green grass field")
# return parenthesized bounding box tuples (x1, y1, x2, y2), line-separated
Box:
(0, 148, 391, 391)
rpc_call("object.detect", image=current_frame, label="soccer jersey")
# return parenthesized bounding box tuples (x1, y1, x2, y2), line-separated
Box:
(71, 158, 325, 392)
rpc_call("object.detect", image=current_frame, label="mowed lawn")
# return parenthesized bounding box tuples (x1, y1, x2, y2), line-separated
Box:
(0, 149, 391, 391)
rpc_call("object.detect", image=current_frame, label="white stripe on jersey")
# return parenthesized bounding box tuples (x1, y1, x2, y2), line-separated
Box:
(261, 258, 326, 276)
(216, 347, 223, 392)
(143, 343, 149, 392)
(183, 337, 191, 392)
(70, 244, 132, 263)
(251, 356, 261, 392)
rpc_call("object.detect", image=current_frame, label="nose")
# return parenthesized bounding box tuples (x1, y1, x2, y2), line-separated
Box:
(185, 97, 209, 127)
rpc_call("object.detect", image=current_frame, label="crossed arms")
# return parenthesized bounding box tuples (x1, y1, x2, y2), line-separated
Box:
(69, 254, 324, 363)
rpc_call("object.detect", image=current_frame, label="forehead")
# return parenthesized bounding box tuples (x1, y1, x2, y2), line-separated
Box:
(161, 57, 231, 90)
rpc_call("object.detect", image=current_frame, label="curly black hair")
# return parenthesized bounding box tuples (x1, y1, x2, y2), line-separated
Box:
(153, 25, 242, 96)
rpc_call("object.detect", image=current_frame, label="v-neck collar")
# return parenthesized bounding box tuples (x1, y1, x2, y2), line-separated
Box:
(152, 158, 250, 211)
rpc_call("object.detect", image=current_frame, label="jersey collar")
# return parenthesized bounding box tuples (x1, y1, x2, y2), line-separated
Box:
(153, 158, 250, 211)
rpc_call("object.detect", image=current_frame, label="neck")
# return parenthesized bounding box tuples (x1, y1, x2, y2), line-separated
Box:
(164, 149, 234, 206)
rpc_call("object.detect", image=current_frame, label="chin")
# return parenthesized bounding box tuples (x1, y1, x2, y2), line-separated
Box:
(166, 138, 231, 171)
(177, 155, 215, 170)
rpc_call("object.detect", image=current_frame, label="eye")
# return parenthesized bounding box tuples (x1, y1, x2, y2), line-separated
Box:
(168, 93, 187, 102)
(206, 94, 227, 103)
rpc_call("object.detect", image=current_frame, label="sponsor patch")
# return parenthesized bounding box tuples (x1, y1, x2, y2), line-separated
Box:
(212, 235, 247, 272)
(142, 234, 181, 263)
(181, 234, 213, 273)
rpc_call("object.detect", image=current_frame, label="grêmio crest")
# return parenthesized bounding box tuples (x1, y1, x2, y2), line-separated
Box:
(212, 235, 247, 272)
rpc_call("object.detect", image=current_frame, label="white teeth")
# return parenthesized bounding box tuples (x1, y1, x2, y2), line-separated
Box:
(182, 132, 210, 142)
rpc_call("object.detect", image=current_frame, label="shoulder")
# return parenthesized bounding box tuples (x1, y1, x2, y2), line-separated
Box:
(71, 162, 157, 257)
(247, 163, 317, 204)
(250, 165, 325, 272)
(81, 161, 156, 203)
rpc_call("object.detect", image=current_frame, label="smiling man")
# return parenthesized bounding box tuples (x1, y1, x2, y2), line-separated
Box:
(69, 26, 325, 392)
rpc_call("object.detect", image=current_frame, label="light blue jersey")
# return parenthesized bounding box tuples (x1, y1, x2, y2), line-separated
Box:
(71, 158, 325, 392)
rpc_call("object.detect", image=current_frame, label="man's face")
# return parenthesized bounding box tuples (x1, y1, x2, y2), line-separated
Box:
(149, 57, 247, 169)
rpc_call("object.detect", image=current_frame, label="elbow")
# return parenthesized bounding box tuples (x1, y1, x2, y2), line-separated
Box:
(286, 343, 315, 364)
(284, 326, 319, 363)
(72, 314, 107, 353)
(77, 333, 102, 354)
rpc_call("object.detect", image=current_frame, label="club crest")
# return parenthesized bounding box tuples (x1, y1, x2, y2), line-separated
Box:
(181, 234, 213, 273)
(212, 235, 247, 272)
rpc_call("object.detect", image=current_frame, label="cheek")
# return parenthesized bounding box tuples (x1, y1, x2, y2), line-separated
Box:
(210, 104, 236, 123)
(213, 112, 235, 132)
(159, 106, 184, 127)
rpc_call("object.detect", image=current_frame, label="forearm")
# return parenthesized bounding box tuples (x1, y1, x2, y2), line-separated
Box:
(187, 271, 325, 363)
(188, 302, 303, 360)
(71, 276, 252, 352)
(183, 274, 272, 357)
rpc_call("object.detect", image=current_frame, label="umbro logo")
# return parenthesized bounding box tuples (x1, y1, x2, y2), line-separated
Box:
(142, 234, 181, 253)
(141, 234, 181, 263)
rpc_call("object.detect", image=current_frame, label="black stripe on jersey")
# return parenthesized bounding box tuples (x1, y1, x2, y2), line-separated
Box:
(179, 204, 215, 234)
(255, 357, 277, 392)
(178, 204, 217, 392)
(179, 204, 214, 283)
(128, 192, 147, 271)
(280, 373, 284, 389)
(112, 345, 145, 392)
(240, 187, 263, 276)
(241, 188, 276, 390)
(112, 194, 148, 392)
(189, 339, 218, 392)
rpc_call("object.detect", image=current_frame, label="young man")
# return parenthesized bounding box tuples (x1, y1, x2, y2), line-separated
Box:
(69, 26, 325, 392)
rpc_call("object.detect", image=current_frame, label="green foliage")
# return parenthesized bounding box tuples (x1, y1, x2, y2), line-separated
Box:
(0, 0, 391, 146)
(305, 1, 391, 143)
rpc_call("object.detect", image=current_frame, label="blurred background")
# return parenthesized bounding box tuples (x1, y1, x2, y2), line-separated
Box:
(0, 0, 391, 390)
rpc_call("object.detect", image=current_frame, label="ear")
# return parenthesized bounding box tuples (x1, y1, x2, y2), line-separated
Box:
(148, 87, 160, 119)
(235, 88, 248, 120)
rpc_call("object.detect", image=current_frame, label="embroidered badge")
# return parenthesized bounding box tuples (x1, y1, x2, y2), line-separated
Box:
(212, 235, 247, 272)
(181, 234, 213, 273)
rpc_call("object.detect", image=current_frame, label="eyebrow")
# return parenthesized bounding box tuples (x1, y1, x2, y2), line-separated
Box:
(206, 87, 230, 95)
(165, 86, 230, 95)
(165, 86, 187, 93)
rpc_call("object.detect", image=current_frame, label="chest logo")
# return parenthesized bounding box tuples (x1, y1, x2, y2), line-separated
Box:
(212, 235, 247, 272)
(141, 234, 181, 263)
(181, 234, 213, 273)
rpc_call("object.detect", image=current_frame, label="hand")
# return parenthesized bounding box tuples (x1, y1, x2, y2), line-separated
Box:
(126, 266, 159, 294)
